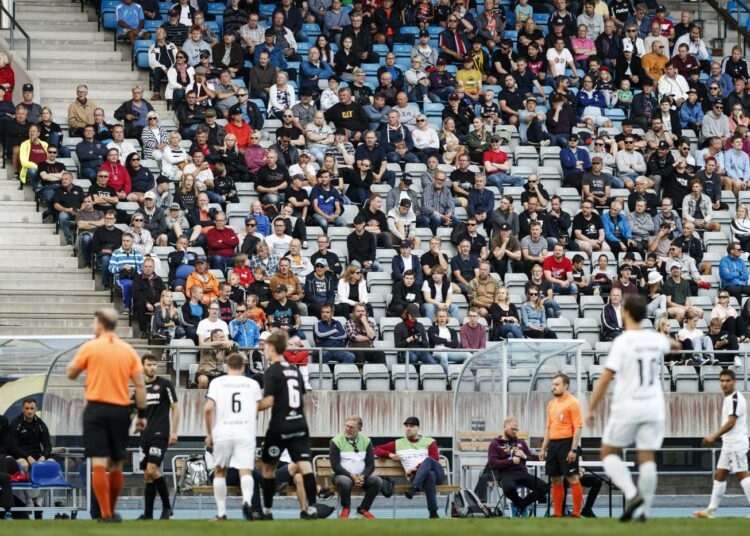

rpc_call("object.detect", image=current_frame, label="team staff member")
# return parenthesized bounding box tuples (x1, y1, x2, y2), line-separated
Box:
(67, 309, 147, 523)
(138, 354, 180, 520)
(539, 373, 584, 518)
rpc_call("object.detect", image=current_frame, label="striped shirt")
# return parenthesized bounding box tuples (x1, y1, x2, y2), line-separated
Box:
(108, 247, 144, 283)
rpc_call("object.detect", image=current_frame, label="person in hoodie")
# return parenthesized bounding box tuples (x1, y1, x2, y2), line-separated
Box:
(9, 399, 51, 472)
(314, 304, 356, 364)
(303, 259, 338, 317)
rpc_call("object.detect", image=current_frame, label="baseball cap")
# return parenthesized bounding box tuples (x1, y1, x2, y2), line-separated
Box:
(264, 28, 275, 36)
(401, 175, 413, 184)
(400, 239, 413, 248)
(448, 93, 460, 101)
(156, 176, 170, 185)
(658, 140, 670, 150)
(194, 66, 208, 75)
(22, 83, 33, 92)
(143, 191, 157, 200)
(499, 223, 511, 232)
(229, 105, 243, 116)
(490, 134, 502, 142)
(569, 133, 579, 141)
(300, 149, 312, 157)
(259, 331, 271, 341)
(314, 258, 328, 267)
(204, 108, 217, 118)
(623, 252, 636, 261)
(169, 203, 180, 210)
(623, 42, 634, 53)
(406, 303, 420, 316)
(599, 66, 609, 73)
(688, 87, 697, 94)
(403, 416, 420, 426)
(648, 272, 663, 285)
(657, 4, 667, 11)
(196, 255, 208, 263)
(436, 58, 447, 66)
(419, 30, 429, 38)
(199, 50, 211, 59)
(273, 284, 288, 293)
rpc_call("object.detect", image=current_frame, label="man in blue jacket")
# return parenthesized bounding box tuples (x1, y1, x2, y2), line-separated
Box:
(719, 242, 750, 302)
(601, 200, 640, 254)
(314, 304, 356, 364)
(560, 133, 591, 191)
(391, 240, 424, 287)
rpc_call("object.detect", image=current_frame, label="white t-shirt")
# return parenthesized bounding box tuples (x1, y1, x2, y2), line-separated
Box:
(207, 374, 262, 441)
(197, 318, 229, 339)
(546, 48, 574, 77)
(421, 280, 452, 304)
(604, 329, 670, 417)
(265, 234, 293, 258)
(721, 390, 749, 451)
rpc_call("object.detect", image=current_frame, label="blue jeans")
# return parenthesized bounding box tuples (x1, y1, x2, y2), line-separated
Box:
(180, 123, 199, 140)
(311, 213, 346, 231)
(171, 88, 186, 108)
(499, 323, 523, 339)
(434, 351, 466, 372)
(423, 302, 459, 322)
(416, 213, 460, 235)
(386, 151, 420, 164)
(25, 168, 39, 191)
(544, 299, 561, 319)
(486, 172, 524, 193)
(551, 282, 578, 295)
(609, 175, 625, 188)
(410, 457, 446, 513)
(79, 232, 94, 266)
(58, 210, 74, 243)
(210, 254, 234, 274)
(261, 192, 285, 205)
(205, 190, 224, 205)
(47, 131, 71, 157)
(548, 133, 569, 148)
(408, 85, 440, 103)
(322, 350, 356, 364)
(80, 166, 98, 183)
(99, 254, 112, 287)
(406, 350, 436, 365)
(433, 86, 455, 102)
(117, 278, 133, 309)
(350, 259, 382, 272)
(39, 184, 61, 208)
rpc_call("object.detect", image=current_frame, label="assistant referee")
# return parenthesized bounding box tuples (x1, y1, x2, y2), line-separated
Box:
(539, 373, 584, 518)
(67, 309, 147, 523)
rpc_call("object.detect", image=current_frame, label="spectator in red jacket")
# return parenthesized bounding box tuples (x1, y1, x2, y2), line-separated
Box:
(373, 416, 444, 518)
(224, 104, 252, 150)
(99, 147, 132, 200)
(473, 416, 547, 516)
(206, 211, 239, 274)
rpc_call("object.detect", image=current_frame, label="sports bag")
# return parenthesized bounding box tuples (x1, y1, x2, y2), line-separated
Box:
(178, 455, 208, 491)
(451, 488, 490, 518)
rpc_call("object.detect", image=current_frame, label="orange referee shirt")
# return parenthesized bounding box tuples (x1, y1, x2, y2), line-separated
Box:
(546, 392, 583, 440)
(72, 332, 142, 407)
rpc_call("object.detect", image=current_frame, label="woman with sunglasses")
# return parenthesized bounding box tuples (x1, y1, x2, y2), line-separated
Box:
(125, 152, 156, 204)
(711, 291, 749, 342)
(438, 117, 465, 165)
(141, 112, 169, 160)
(395, 303, 436, 365)
(520, 284, 557, 339)
(152, 289, 188, 344)
(128, 212, 155, 256)
(161, 131, 191, 181)
(166, 51, 195, 108)
(268, 71, 296, 120)
(412, 115, 440, 164)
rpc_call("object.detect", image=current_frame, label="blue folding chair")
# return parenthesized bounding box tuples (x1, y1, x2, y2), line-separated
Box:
(206, 2, 224, 15)
(400, 26, 420, 37)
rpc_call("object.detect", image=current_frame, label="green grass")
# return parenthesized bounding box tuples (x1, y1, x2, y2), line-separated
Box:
(7, 518, 750, 536)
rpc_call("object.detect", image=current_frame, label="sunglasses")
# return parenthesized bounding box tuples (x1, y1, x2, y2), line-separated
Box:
(247, 222, 257, 226)
(133, 218, 144, 222)
(237, 93, 248, 96)
(354, 271, 362, 275)
(528, 292, 538, 297)
(98, 174, 109, 178)
(236, 309, 247, 313)
(720, 295, 729, 299)
(131, 157, 140, 161)
(594, 143, 604, 146)
(467, 223, 477, 226)
(416, 119, 426, 123)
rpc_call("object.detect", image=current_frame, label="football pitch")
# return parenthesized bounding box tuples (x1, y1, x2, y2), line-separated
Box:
(8, 518, 750, 535)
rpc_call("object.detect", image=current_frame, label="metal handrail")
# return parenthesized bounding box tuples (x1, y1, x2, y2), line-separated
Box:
(0, 1, 31, 69)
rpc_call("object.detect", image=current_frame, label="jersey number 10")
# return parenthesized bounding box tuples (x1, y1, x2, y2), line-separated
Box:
(636, 357, 659, 387)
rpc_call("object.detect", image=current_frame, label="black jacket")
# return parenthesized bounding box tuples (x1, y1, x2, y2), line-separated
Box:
(329, 436, 375, 478)
(390, 280, 423, 314)
(9, 414, 51, 460)
(427, 324, 460, 349)
(132, 274, 167, 309)
(175, 103, 205, 128)
(601, 304, 623, 340)
(114, 99, 154, 130)
(340, 25, 374, 60)
(614, 54, 645, 88)
(394, 320, 429, 349)
(181, 300, 207, 327)
(303, 272, 338, 305)
(346, 230, 377, 264)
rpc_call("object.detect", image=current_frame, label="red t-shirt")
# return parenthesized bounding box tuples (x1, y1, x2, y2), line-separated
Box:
(542, 255, 573, 281)
(29, 142, 47, 165)
(483, 148, 509, 167)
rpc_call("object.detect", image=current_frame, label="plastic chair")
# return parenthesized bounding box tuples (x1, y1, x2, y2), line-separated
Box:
(31, 460, 74, 488)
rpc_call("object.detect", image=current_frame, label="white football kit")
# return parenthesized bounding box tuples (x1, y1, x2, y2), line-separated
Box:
(717, 391, 749, 473)
(601, 330, 671, 450)
(207, 375, 262, 469)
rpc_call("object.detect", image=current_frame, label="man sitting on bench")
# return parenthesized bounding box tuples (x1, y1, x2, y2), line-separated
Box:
(473, 416, 547, 517)
(374, 416, 444, 519)
(329, 415, 382, 519)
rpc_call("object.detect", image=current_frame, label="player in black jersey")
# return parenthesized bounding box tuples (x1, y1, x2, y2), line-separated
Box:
(137, 354, 179, 520)
(258, 332, 318, 520)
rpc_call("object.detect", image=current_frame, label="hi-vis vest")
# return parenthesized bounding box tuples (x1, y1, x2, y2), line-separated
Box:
(332, 433, 371, 475)
(395, 436, 434, 472)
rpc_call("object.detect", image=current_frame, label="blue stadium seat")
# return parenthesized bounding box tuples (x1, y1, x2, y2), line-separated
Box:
(259, 4, 275, 18)
(303, 23, 322, 37)
(144, 20, 162, 32)
(31, 460, 74, 488)
(427, 26, 443, 37)
(393, 43, 412, 56)
(372, 44, 389, 56)
(206, 2, 224, 15)
(158, 1, 172, 15)
(101, 1, 119, 31)
(400, 26, 421, 36)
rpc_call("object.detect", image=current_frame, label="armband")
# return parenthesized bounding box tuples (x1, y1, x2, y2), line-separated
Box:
(137, 408, 147, 419)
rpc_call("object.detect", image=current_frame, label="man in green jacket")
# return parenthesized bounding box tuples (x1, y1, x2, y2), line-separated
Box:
(329, 416, 381, 519)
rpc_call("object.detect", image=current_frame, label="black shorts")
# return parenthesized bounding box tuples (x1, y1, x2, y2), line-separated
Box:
(261, 429, 312, 465)
(139, 435, 169, 470)
(545, 438, 580, 478)
(83, 402, 132, 461)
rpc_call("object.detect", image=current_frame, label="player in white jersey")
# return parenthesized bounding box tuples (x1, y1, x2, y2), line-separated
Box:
(587, 294, 675, 522)
(694, 369, 750, 518)
(204, 353, 263, 521)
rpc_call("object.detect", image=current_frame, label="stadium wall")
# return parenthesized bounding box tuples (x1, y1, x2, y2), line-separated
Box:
(0, 34, 40, 103)
(43, 389, 746, 439)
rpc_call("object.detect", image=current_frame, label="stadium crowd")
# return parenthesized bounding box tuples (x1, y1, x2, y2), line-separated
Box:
(5, 0, 750, 382)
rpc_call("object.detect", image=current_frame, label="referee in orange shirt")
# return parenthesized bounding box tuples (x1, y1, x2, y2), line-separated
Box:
(67, 309, 147, 523)
(539, 373, 584, 518)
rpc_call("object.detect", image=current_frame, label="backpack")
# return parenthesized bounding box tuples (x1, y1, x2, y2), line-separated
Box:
(178, 455, 208, 491)
(451, 488, 491, 518)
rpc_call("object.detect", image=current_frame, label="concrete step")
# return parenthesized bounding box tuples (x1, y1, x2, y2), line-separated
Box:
(0, 326, 132, 337)
(0, 313, 109, 328)
(0, 290, 112, 302)
(0, 222, 57, 231)
(4, 29, 110, 41)
(41, 87, 147, 101)
(0, 268, 93, 278)
(19, 48, 125, 61)
(0, 212, 43, 223)
(0, 256, 80, 269)
(0, 302, 111, 314)
(0, 278, 95, 291)
(15, 12, 93, 22)
(0, 245, 75, 255)
(0, 202, 38, 213)
(0, 189, 29, 202)
(38, 69, 145, 81)
(0, 233, 63, 246)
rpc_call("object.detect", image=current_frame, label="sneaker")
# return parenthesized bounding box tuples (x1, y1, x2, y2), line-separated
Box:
(404, 488, 414, 500)
(316, 504, 335, 519)
(211, 515, 227, 522)
(302, 241, 308, 249)
(137, 514, 153, 520)
(242, 502, 253, 521)
(620, 494, 644, 522)
(259, 512, 274, 521)
(2, 512, 11, 520)
(317, 488, 334, 500)
(694, 509, 714, 519)
(160, 507, 172, 520)
(423, 95, 431, 103)
(540, 139, 550, 147)
(305, 382, 313, 391)
(511, 504, 521, 518)
(581, 508, 597, 518)
(357, 508, 375, 519)
(429, 511, 439, 519)
(339, 507, 350, 519)
(735, 355, 743, 367)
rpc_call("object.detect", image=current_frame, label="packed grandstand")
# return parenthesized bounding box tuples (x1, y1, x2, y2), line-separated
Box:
(1, 0, 750, 522)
